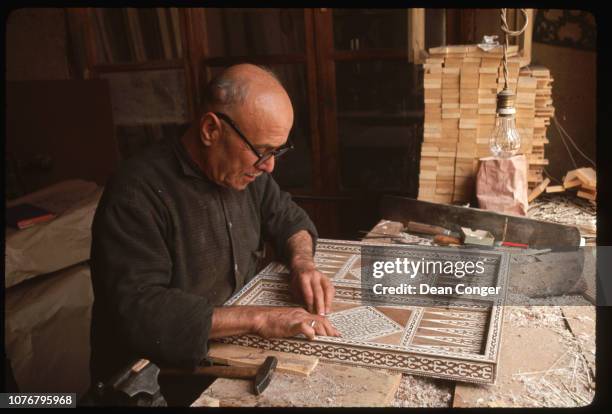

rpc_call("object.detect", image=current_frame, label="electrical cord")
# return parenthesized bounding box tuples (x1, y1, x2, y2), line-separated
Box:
(554, 116, 579, 169)
(500, 9, 529, 89)
(552, 116, 596, 167)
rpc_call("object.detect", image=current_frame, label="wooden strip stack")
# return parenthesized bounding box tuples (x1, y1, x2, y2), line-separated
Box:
(565, 167, 596, 202)
(527, 66, 555, 187)
(418, 45, 555, 203)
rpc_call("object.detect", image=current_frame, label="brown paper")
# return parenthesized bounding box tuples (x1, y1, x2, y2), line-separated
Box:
(476, 155, 528, 216)
(5, 264, 93, 397)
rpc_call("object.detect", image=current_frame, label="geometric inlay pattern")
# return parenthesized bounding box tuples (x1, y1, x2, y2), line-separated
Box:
(218, 238, 510, 384)
(327, 306, 404, 341)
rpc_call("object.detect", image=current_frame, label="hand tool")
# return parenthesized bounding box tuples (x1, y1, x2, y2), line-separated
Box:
(161, 356, 278, 396)
(89, 355, 278, 406)
(433, 234, 463, 246)
(404, 221, 458, 237)
(404, 221, 462, 240)
(89, 358, 166, 407)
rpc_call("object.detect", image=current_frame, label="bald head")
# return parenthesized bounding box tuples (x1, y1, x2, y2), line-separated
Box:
(190, 64, 294, 190)
(202, 64, 292, 117)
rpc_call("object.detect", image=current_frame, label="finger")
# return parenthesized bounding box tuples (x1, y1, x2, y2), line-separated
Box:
(312, 277, 325, 316)
(313, 318, 327, 336)
(296, 320, 316, 340)
(321, 277, 335, 315)
(320, 316, 341, 337)
(300, 278, 314, 313)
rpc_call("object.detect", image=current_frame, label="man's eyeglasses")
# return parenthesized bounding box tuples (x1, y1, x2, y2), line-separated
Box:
(214, 112, 294, 168)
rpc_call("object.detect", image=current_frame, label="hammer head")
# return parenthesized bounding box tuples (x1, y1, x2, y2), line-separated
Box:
(253, 356, 278, 395)
(96, 359, 166, 406)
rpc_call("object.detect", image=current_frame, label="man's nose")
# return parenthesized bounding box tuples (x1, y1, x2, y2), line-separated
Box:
(257, 156, 275, 173)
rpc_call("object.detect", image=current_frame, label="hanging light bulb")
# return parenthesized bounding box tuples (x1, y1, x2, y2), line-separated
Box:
(489, 8, 529, 157)
(490, 88, 520, 157)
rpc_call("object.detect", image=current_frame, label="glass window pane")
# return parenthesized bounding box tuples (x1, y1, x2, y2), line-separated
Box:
(203, 9, 305, 57)
(335, 61, 423, 194)
(202, 64, 313, 190)
(333, 9, 408, 51)
(100, 69, 189, 125)
(116, 123, 189, 159)
(92, 8, 183, 64)
(100, 69, 189, 159)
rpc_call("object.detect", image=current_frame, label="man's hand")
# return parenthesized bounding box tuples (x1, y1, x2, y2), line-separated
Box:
(286, 230, 335, 315)
(254, 306, 340, 340)
(289, 259, 335, 315)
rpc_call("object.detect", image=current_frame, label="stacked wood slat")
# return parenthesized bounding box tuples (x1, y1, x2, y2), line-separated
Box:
(418, 45, 555, 204)
(526, 65, 555, 187)
(565, 167, 596, 202)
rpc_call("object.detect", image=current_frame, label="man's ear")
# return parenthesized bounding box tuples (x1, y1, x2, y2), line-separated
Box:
(199, 113, 220, 147)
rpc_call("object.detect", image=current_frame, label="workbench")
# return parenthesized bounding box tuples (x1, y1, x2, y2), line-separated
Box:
(193, 196, 596, 407)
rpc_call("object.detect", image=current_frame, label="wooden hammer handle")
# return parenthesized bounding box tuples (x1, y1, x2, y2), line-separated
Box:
(434, 234, 462, 246)
(162, 365, 258, 379)
(405, 221, 450, 236)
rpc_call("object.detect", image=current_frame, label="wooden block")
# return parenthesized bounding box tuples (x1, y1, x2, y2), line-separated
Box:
(192, 395, 220, 407)
(441, 112, 460, 119)
(444, 57, 465, 67)
(208, 342, 319, 377)
(528, 158, 549, 166)
(577, 190, 596, 200)
(480, 57, 502, 67)
(479, 66, 498, 74)
(459, 119, 477, 129)
(460, 107, 478, 116)
(528, 177, 550, 202)
(459, 129, 477, 140)
(442, 67, 460, 74)
(419, 170, 437, 180)
(581, 182, 596, 191)
(545, 185, 565, 193)
(431, 44, 470, 54)
(574, 167, 596, 187)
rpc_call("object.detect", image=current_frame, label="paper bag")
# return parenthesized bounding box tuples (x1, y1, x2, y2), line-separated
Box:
(476, 155, 528, 216)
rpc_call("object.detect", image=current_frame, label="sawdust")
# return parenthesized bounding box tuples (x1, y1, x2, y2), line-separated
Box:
(527, 194, 596, 244)
(485, 304, 596, 407)
(271, 369, 359, 406)
(392, 374, 453, 407)
(506, 292, 592, 309)
(510, 332, 595, 407)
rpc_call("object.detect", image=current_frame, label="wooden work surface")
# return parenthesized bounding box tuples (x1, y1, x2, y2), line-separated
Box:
(194, 218, 595, 407)
(365, 219, 596, 408)
(195, 363, 402, 407)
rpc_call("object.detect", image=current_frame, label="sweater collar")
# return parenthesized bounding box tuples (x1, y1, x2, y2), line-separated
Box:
(172, 134, 212, 182)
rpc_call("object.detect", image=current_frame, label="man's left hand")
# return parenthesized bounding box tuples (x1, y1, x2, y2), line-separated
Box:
(289, 259, 335, 315)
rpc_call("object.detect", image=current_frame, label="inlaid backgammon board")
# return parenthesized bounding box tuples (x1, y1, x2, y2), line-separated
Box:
(218, 239, 510, 384)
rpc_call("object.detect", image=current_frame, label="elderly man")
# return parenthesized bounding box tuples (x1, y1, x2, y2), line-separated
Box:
(89, 64, 338, 404)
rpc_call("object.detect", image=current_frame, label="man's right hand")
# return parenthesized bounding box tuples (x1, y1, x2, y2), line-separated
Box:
(210, 305, 340, 340)
(253, 307, 340, 340)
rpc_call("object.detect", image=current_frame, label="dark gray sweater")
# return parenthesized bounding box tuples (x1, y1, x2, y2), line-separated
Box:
(89, 136, 316, 383)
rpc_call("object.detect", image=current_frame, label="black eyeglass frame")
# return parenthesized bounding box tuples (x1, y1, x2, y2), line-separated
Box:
(213, 112, 294, 168)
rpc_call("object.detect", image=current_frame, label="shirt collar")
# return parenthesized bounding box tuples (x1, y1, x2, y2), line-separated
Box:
(172, 134, 211, 181)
